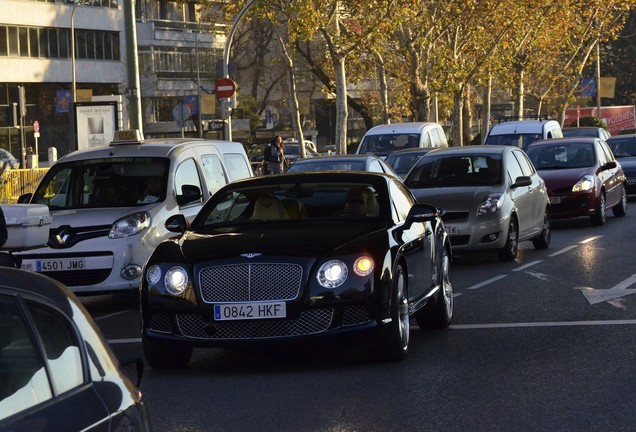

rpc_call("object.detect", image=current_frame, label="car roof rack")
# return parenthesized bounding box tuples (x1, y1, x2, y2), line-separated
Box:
(497, 115, 551, 123)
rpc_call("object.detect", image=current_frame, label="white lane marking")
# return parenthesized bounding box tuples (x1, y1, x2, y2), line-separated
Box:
(450, 320, 636, 330)
(579, 273, 636, 305)
(548, 245, 578, 257)
(93, 309, 135, 321)
(580, 235, 603, 244)
(512, 260, 542, 272)
(108, 338, 142, 344)
(466, 274, 507, 290)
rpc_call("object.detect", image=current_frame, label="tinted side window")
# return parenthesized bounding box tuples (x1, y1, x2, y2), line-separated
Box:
(27, 300, 84, 395)
(421, 131, 432, 147)
(368, 160, 384, 173)
(506, 151, 524, 183)
(200, 154, 228, 197)
(512, 150, 535, 176)
(224, 153, 252, 181)
(175, 158, 203, 205)
(0, 296, 53, 418)
(389, 181, 413, 221)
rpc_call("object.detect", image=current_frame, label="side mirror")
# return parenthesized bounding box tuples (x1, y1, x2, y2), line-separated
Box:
(165, 214, 188, 233)
(603, 160, 617, 170)
(17, 193, 32, 203)
(511, 176, 532, 188)
(176, 184, 202, 206)
(395, 203, 441, 241)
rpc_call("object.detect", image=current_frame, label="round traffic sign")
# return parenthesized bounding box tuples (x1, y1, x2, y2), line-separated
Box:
(215, 78, 236, 99)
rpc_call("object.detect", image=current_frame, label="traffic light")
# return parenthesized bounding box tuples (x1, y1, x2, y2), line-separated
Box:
(8, 86, 26, 120)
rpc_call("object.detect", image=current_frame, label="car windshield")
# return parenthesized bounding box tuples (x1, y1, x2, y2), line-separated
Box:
(358, 133, 421, 154)
(30, 157, 170, 209)
(405, 154, 502, 188)
(192, 182, 383, 227)
(526, 144, 595, 169)
(287, 160, 366, 172)
(484, 133, 542, 149)
(608, 138, 636, 158)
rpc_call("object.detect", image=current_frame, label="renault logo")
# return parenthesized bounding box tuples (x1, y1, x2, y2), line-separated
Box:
(55, 226, 72, 246)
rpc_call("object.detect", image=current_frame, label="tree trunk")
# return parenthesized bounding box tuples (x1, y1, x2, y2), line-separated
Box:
(373, 50, 390, 124)
(276, 32, 305, 157)
(514, 64, 524, 119)
(462, 86, 473, 145)
(452, 86, 464, 147)
(335, 56, 348, 154)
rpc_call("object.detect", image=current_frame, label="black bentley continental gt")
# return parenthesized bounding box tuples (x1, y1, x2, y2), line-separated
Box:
(141, 172, 453, 367)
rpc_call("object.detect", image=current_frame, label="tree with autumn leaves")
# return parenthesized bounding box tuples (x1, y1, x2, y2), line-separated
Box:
(207, 0, 636, 149)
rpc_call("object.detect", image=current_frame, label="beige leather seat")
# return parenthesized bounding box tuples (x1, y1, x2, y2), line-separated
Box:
(251, 195, 288, 220)
(282, 199, 309, 219)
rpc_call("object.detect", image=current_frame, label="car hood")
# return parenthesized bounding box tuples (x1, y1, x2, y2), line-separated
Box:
(537, 167, 593, 189)
(48, 205, 156, 228)
(410, 186, 502, 211)
(176, 221, 388, 261)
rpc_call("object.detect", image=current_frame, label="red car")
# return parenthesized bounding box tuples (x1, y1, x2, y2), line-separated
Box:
(525, 137, 627, 225)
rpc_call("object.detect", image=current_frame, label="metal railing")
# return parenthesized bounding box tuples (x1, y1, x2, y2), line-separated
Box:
(0, 168, 48, 204)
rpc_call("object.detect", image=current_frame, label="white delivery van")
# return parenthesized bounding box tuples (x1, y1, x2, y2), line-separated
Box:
(483, 118, 563, 150)
(355, 122, 448, 158)
(16, 130, 253, 294)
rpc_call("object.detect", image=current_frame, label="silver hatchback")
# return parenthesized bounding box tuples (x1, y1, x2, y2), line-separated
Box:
(404, 146, 551, 261)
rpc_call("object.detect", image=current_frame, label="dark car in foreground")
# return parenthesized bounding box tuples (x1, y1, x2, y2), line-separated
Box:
(0, 268, 152, 431)
(525, 137, 627, 225)
(141, 172, 453, 367)
(404, 146, 550, 261)
(607, 134, 636, 195)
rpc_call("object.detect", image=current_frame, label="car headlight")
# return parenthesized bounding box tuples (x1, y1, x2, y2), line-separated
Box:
(478, 193, 503, 215)
(109, 212, 151, 239)
(572, 175, 595, 192)
(353, 256, 374, 277)
(317, 260, 348, 288)
(164, 266, 189, 295)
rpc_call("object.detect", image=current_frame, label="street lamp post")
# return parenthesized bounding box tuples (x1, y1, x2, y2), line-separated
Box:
(71, 0, 85, 104)
(222, 0, 257, 141)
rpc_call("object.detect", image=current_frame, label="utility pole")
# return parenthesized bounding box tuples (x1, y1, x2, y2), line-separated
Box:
(124, 0, 143, 134)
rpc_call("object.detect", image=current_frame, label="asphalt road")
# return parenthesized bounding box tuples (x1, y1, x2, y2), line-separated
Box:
(83, 202, 636, 432)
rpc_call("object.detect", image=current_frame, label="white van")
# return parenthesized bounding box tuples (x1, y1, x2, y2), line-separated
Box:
(355, 122, 448, 158)
(483, 119, 563, 150)
(17, 130, 253, 294)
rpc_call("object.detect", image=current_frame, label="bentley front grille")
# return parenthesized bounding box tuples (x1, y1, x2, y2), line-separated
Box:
(176, 308, 333, 339)
(199, 263, 303, 303)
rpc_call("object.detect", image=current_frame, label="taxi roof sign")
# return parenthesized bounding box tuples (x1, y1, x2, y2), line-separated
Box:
(111, 129, 144, 145)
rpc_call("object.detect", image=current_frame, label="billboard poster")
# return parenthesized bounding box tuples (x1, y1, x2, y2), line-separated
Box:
(564, 105, 635, 136)
(74, 102, 118, 150)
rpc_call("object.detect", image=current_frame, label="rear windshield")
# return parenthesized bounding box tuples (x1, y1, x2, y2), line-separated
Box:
(484, 133, 542, 149)
(31, 157, 170, 209)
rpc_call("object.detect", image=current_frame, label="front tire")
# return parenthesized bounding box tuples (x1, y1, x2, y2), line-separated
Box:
(143, 336, 193, 369)
(612, 185, 627, 217)
(416, 245, 453, 329)
(368, 265, 409, 362)
(532, 210, 551, 249)
(591, 192, 607, 226)
(498, 217, 518, 261)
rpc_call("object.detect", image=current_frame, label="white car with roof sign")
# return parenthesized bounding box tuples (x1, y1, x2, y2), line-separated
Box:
(16, 130, 253, 294)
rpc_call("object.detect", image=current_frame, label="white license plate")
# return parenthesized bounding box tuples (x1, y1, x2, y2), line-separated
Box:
(549, 196, 561, 204)
(445, 225, 460, 235)
(214, 302, 286, 321)
(27, 258, 86, 272)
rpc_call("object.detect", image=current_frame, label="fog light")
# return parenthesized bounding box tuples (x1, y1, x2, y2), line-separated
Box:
(481, 232, 500, 243)
(121, 265, 142, 280)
